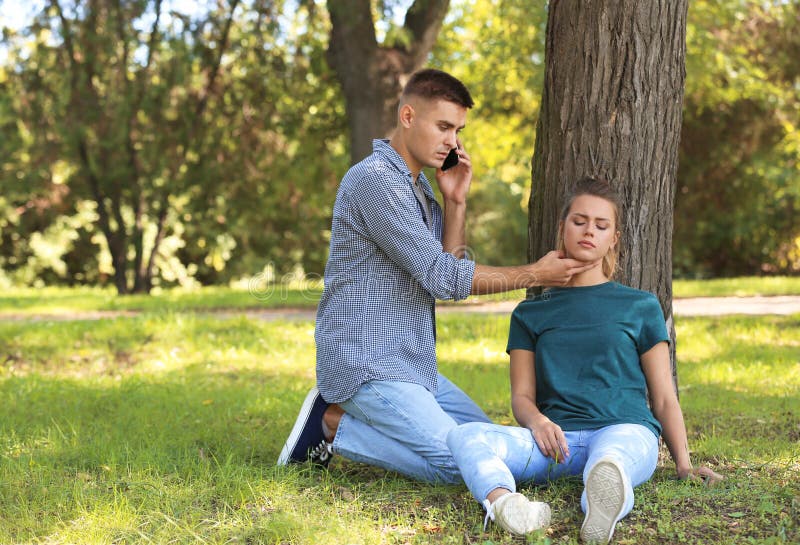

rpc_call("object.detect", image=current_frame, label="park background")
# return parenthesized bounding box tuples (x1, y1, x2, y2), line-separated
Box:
(0, 1, 798, 544)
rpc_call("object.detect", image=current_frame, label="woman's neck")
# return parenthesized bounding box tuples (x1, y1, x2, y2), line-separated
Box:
(566, 265, 609, 287)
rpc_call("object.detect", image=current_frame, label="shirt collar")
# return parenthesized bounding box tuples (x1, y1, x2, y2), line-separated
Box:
(372, 139, 435, 199)
(372, 139, 410, 175)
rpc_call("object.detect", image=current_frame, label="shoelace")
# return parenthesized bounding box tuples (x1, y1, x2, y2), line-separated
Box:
(308, 439, 332, 461)
(482, 499, 494, 531)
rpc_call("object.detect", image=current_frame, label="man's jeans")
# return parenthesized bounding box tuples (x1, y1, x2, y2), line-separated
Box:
(332, 374, 491, 483)
(446, 422, 658, 517)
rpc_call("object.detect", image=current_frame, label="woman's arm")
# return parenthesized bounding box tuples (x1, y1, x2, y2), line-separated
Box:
(641, 342, 723, 483)
(641, 342, 692, 475)
(510, 349, 570, 463)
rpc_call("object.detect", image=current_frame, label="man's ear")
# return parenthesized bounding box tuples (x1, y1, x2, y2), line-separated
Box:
(398, 103, 415, 128)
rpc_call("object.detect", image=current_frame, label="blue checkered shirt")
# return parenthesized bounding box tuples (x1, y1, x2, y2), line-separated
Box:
(315, 139, 476, 403)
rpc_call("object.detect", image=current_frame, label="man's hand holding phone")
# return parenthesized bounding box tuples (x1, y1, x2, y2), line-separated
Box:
(441, 148, 459, 171)
(436, 142, 472, 205)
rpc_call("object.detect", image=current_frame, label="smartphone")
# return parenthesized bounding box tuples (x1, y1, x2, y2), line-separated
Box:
(441, 148, 459, 171)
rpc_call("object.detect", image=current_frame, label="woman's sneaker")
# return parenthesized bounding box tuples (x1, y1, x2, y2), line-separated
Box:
(276, 387, 333, 467)
(484, 492, 551, 535)
(581, 456, 630, 544)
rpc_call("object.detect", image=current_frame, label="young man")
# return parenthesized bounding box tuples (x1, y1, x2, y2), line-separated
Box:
(277, 69, 597, 483)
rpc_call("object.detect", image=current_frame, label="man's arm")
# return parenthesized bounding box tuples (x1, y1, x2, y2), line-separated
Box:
(354, 167, 475, 301)
(471, 251, 600, 295)
(436, 143, 471, 258)
(441, 200, 467, 258)
(434, 146, 597, 291)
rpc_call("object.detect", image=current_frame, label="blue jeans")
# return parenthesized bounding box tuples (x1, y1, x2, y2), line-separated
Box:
(331, 374, 491, 484)
(446, 422, 658, 517)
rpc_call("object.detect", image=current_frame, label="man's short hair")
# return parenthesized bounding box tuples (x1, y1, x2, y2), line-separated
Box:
(401, 69, 474, 109)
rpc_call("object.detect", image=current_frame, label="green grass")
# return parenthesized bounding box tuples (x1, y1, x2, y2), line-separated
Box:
(673, 276, 800, 298)
(0, 284, 324, 315)
(0, 284, 520, 316)
(1, 276, 798, 318)
(0, 303, 797, 544)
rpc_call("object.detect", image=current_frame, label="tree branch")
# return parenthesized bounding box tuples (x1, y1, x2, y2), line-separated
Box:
(326, 0, 377, 83)
(403, 0, 450, 67)
(50, 0, 78, 90)
(144, 194, 170, 290)
(51, 0, 116, 251)
(114, 0, 164, 287)
(195, 0, 241, 119)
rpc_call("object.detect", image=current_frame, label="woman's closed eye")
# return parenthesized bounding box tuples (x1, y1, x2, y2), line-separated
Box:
(573, 219, 609, 230)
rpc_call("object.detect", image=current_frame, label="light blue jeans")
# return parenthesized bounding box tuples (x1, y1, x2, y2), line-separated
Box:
(331, 374, 491, 484)
(446, 422, 659, 517)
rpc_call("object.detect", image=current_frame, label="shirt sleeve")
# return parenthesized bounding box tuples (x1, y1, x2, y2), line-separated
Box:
(637, 294, 670, 354)
(351, 171, 475, 301)
(506, 303, 537, 353)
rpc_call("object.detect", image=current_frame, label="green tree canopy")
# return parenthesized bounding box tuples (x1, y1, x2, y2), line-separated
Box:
(1, 0, 798, 290)
(676, 0, 800, 276)
(0, 0, 347, 292)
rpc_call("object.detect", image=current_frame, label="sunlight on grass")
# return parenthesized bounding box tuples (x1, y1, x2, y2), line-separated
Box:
(677, 316, 800, 395)
(0, 284, 324, 316)
(673, 276, 800, 298)
(0, 307, 797, 544)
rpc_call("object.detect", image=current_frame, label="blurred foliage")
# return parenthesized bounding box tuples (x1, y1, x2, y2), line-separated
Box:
(0, 0, 798, 290)
(676, 0, 800, 277)
(0, 0, 347, 292)
(428, 0, 546, 266)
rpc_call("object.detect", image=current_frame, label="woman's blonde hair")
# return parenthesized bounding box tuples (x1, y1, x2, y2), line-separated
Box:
(556, 176, 622, 279)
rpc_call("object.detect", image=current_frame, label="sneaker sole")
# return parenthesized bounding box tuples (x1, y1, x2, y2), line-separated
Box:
(581, 458, 627, 544)
(276, 387, 322, 466)
(494, 493, 552, 535)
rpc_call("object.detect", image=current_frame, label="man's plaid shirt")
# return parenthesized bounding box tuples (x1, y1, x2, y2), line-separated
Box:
(315, 139, 475, 403)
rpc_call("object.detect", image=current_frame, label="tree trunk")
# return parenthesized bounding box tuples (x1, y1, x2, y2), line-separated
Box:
(528, 0, 688, 388)
(330, 46, 407, 164)
(326, 0, 450, 165)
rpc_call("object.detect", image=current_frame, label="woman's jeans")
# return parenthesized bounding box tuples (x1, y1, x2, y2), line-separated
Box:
(331, 374, 491, 484)
(446, 422, 659, 517)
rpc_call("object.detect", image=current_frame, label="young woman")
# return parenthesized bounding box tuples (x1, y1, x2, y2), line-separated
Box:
(446, 177, 723, 543)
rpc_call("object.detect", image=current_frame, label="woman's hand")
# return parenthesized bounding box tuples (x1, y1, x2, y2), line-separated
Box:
(529, 414, 570, 463)
(677, 465, 724, 487)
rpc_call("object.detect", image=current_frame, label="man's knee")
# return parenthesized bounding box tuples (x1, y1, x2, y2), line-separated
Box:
(426, 459, 462, 485)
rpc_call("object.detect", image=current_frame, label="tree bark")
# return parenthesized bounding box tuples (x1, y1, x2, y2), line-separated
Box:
(326, 0, 450, 164)
(528, 0, 688, 387)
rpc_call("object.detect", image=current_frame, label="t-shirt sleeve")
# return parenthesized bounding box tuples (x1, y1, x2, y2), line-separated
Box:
(637, 294, 670, 354)
(506, 303, 537, 353)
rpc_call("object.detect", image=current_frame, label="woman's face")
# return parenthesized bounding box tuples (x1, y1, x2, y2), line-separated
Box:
(561, 194, 620, 262)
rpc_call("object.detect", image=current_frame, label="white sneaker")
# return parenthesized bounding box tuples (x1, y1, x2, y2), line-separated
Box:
(484, 492, 551, 535)
(581, 456, 630, 544)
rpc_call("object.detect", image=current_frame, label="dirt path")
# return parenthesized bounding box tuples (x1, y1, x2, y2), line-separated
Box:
(221, 295, 800, 321)
(439, 295, 800, 317)
(2, 295, 799, 323)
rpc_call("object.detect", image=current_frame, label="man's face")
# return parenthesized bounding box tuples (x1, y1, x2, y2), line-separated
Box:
(404, 98, 467, 170)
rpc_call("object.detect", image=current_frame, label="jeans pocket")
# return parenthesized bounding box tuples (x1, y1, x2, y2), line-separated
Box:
(342, 396, 373, 426)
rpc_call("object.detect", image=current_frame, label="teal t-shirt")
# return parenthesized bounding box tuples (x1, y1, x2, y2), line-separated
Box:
(506, 282, 669, 438)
